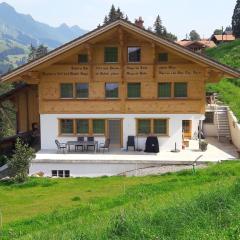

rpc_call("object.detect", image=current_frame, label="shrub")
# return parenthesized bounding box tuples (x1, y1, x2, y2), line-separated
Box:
(7, 138, 35, 183)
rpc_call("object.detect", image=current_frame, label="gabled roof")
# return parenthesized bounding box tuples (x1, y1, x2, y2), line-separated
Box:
(212, 35, 236, 41)
(1, 19, 240, 82)
(177, 40, 216, 48)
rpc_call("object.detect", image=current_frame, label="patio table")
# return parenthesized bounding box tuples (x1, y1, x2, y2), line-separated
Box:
(66, 141, 98, 153)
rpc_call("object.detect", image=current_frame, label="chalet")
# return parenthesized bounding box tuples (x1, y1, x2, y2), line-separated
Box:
(0, 20, 239, 177)
(210, 34, 236, 45)
(177, 40, 216, 53)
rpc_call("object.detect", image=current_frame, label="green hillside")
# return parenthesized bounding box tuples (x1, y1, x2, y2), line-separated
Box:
(1, 162, 240, 239)
(205, 40, 240, 120)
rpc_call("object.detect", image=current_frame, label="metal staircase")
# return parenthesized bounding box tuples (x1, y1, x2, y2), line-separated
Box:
(215, 105, 231, 142)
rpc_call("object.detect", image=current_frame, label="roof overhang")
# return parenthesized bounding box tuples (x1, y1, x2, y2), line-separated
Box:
(1, 20, 240, 82)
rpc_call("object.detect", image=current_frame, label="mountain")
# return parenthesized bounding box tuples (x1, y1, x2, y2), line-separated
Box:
(0, 2, 87, 74)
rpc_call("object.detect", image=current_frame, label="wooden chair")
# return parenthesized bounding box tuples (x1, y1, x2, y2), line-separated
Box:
(75, 136, 85, 152)
(127, 136, 135, 151)
(55, 140, 67, 153)
(99, 138, 110, 153)
(87, 136, 95, 151)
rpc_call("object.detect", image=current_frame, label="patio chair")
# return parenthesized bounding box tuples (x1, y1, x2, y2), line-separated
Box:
(75, 136, 85, 152)
(55, 140, 67, 153)
(87, 136, 95, 151)
(127, 136, 135, 151)
(99, 138, 110, 153)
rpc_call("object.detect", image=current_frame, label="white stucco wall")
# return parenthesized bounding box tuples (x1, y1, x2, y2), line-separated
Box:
(228, 111, 240, 150)
(40, 114, 204, 152)
(203, 112, 218, 137)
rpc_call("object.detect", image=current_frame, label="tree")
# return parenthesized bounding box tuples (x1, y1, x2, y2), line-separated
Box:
(213, 29, 223, 35)
(28, 44, 48, 62)
(103, 5, 126, 25)
(189, 30, 201, 41)
(154, 15, 164, 36)
(153, 15, 178, 41)
(232, 0, 240, 38)
(7, 138, 35, 183)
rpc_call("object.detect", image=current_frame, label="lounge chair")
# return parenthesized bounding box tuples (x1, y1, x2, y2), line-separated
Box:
(99, 138, 110, 153)
(75, 136, 85, 152)
(55, 140, 67, 153)
(87, 136, 95, 151)
(127, 136, 135, 151)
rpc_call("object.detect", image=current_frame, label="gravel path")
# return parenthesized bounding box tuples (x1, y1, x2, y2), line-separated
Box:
(122, 164, 208, 176)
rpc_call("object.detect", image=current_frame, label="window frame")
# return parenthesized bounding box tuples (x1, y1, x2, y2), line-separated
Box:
(76, 119, 89, 134)
(75, 83, 89, 99)
(105, 83, 119, 99)
(158, 53, 169, 63)
(127, 46, 141, 63)
(127, 82, 141, 99)
(92, 119, 106, 135)
(174, 82, 188, 98)
(59, 119, 74, 135)
(104, 47, 118, 63)
(78, 54, 88, 64)
(60, 83, 74, 99)
(158, 82, 172, 98)
(52, 170, 70, 178)
(136, 118, 169, 136)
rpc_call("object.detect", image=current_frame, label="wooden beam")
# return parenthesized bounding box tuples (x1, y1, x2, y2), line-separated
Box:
(152, 42, 156, 81)
(87, 44, 94, 81)
(118, 27, 125, 83)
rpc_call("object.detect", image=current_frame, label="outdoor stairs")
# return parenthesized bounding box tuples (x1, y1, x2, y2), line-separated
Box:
(215, 106, 231, 143)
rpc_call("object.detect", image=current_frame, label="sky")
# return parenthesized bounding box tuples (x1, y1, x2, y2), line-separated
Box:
(0, 0, 236, 39)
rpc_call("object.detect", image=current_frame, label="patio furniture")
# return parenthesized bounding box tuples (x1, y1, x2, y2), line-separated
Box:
(99, 138, 110, 153)
(127, 136, 135, 151)
(55, 140, 67, 153)
(66, 140, 98, 153)
(87, 136, 95, 151)
(75, 136, 85, 152)
(144, 136, 159, 153)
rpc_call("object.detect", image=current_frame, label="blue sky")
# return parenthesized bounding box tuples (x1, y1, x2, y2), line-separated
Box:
(0, 0, 236, 39)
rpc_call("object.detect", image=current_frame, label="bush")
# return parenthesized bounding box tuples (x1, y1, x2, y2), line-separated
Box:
(7, 138, 35, 183)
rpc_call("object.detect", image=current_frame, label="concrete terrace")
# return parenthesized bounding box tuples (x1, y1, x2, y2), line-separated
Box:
(34, 137, 238, 164)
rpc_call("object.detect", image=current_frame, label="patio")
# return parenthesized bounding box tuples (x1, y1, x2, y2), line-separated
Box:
(34, 137, 238, 164)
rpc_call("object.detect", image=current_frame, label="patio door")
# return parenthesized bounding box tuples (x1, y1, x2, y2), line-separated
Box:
(108, 120, 121, 147)
(182, 120, 192, 139)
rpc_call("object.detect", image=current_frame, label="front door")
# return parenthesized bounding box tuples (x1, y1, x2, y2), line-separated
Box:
(182, 120, 192, 139)
(108, 120, 121, 147)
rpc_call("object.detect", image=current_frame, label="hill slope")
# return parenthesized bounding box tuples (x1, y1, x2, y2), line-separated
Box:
(0, 2, 87, 74)
(1, 162, 240, 239)
(205, 40, 240, 120)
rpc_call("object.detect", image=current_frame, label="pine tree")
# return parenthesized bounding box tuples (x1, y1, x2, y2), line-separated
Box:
(154, 15, 164, 36)
(232, 0, 240, 38)
(28, 44, 37, 62)
(116, 7, 124, 19)
(108, 4, 117, 22)
(104, 16, 108, 24)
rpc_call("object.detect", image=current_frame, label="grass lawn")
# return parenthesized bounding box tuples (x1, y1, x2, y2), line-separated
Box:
(205, 40, 240, 121)
(1, 161, 240, 239)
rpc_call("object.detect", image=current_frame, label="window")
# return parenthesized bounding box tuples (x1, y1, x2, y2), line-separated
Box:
(154, 119, 167, 135)
(159, 53, 168, 62)
(60, 119, 74, 134)
(158, 83, 171, 98)
(128, 47, 141, 62)
(93, 119, 105, 134)
(138, 119, 151, 134)
(204, 112, 214, 124)
(60, 83, 73, 98)
(105, 83, 119, 98)
(78, 54, 88, 64)
(76, 83, 89, 98)
(174, 82, 188, 98)
(76, 119, 89, 134)
(104, 47, 118, 63)
(127, 83, 141, 98)
(52, 170, 70, 178)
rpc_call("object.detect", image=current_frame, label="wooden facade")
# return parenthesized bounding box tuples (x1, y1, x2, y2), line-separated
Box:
(0, 20, 239, 136)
